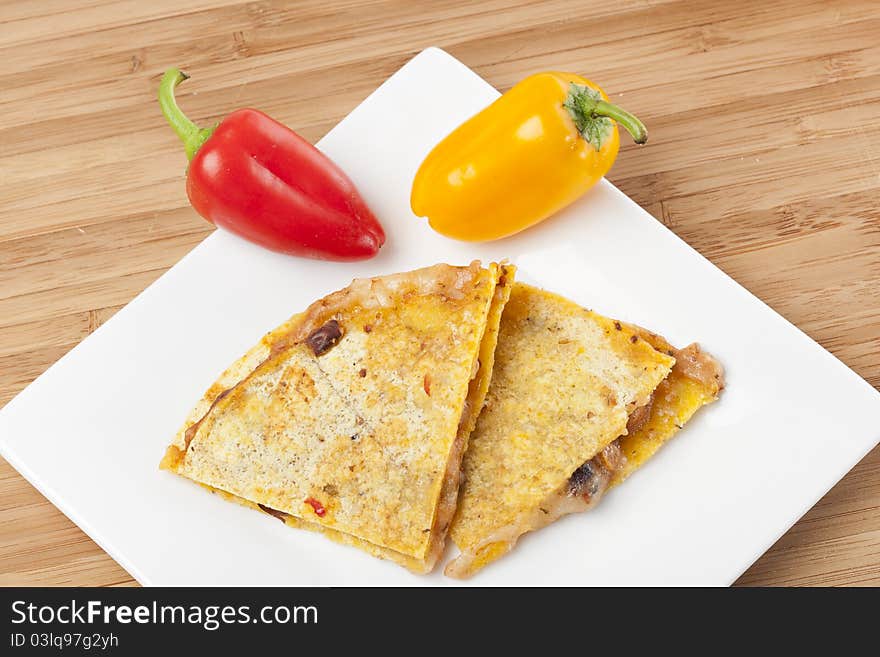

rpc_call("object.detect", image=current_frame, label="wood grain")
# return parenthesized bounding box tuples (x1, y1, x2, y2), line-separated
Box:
(1, 0, 878, 587)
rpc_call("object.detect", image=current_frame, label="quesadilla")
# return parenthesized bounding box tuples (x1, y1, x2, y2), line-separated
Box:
(161, 261, 514, 573)
(446, 283, 723, 578)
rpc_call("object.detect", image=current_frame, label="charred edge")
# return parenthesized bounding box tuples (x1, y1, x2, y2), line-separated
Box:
(258, 504, 290, 522)
(182, 386, 234, 453)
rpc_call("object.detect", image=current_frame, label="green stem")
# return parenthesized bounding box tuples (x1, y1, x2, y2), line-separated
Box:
(593, 99, 647, 145)
(158, 68, 216, 161)
(563, 83, 648, 150)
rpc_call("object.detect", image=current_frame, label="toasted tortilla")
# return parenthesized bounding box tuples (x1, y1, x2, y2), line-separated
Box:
(162, 261, 514, 573)
(611, 326, 723, 485)
(447, 283, 675, 577)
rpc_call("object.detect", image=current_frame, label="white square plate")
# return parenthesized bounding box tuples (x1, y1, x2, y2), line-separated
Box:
(2, 48, 878, 586)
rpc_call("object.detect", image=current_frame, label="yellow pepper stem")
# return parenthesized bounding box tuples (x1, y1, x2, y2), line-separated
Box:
(563, 83, 648, 150)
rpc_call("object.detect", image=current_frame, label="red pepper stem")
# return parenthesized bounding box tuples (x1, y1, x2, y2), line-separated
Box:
(592, 100, 648, 145)
(158, 68, 217, 161)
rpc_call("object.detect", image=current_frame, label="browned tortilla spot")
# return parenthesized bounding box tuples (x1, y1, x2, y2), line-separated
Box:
(258, 504, 289, 522)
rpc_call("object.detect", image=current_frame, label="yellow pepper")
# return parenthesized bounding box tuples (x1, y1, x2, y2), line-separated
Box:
(410, 72, 647, 241)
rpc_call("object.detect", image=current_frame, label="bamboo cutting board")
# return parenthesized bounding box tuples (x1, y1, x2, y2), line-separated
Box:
(0, 0, 878, 587)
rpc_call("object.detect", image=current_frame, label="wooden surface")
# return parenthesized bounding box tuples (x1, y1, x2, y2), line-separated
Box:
(1, 0, 878, 587)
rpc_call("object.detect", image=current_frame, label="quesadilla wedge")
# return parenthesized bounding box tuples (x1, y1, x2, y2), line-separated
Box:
(611, 324, 723, 486)
(162, 261, 514, 573)
(446, 283, 723, 578)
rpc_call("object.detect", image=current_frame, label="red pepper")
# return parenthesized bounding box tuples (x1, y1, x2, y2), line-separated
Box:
(158, 69, 385, 261)
(304, 497, 326, 517)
